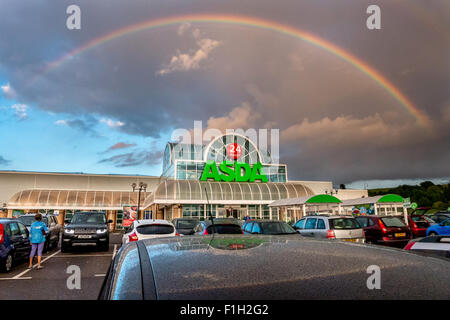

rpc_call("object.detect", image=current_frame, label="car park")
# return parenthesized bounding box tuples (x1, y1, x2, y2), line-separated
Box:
(0, 219, 31, 272)
(355, 216, 411, 247)
(62, 211, 112, 252)
(193, 218, 243, 235)
(242, 220, 297, 235)
(98, 234, 450, 300)
(426, 218, 450, 236)
(17, 213, 62, 252)
(123, 219, 178, 244)
(293, 216, 364, 242)
(404, 235, 450, 258)
(172, 218, 200, 235)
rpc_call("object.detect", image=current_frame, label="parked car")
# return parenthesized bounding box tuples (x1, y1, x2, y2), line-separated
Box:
(426, 218, 450, 236)
(172, 218, 200, 235)
(98, 234, 450, 299)
(17, 213, 62, 252)
(355, 215, 412, 247)
(422, 215, 437, 226)
(426, 212, 450, 224)
(242, 220, 297, 235)
(0, 219, 31, 272)
(194, 218, 243, 235)
(293, 216, 364, 242)
(404, 235, 450, 258)
(406, 215, 431, 238)
(123, 219, 178, 244)
(62, 211, 112, 252)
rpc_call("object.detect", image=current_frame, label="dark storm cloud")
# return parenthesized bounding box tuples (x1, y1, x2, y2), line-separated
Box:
(1, 0, 449, 182)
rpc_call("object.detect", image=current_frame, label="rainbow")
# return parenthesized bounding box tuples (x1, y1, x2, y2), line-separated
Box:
(43, 14, 431, 127)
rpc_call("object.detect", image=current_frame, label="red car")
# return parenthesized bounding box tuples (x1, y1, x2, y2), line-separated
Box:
(406, 215, 431, 238)
(355, 216, 412, 247)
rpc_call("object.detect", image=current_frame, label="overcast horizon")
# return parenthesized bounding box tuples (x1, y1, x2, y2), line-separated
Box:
(0, 0, 449, 188)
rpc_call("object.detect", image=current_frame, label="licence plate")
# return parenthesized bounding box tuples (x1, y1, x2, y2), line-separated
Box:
(343, 239, 357, 242)
(77, 235, 92, 239)
(395, 233, 406, 237)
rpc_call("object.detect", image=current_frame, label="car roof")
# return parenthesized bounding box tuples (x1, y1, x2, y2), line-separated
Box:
(133, 219, 173, 226)
(111, 235, 450, 299)
(247, 219, 286, 223)
(203, 218, 241, 225)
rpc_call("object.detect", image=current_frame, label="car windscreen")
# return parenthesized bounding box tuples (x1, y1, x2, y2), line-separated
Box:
(17, 216, 48, 226)
(71, 213, 106, 224)
(380, 217, 406, 227)
(176, 220, 199, 229)
(136, 224, 174, 235)
(329, 218, 361, 229)
(206, 224, 242, 234)
(259, 222, 296, 234)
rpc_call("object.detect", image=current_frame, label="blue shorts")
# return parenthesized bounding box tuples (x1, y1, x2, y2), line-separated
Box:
(30, 242, 45, 258)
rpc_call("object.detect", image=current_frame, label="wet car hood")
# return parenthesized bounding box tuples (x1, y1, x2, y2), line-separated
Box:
(138, 235, 450, 299)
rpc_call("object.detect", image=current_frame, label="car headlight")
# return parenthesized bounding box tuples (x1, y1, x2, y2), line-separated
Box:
(96, 228, 107, 234)
(64, 229, 74, 234)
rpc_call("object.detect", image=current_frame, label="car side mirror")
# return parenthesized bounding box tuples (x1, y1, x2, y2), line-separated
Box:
(292, 226, 299, 230)
(64, 219, 70, 223)
(108, 219, 113, 224)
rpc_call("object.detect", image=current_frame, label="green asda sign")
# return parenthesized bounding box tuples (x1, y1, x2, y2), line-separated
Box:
(200, 161, 268, 183)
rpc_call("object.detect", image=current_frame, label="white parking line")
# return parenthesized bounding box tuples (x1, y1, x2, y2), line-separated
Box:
(55, 254, 112, 258)
(94, 274, 106, 277)
(13, 250, 60, 279)
(0, 277, 32, 281)
(112, 244, 117, 260)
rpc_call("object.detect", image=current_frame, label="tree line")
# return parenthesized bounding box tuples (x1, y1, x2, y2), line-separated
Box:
(368, 181, 450, 212)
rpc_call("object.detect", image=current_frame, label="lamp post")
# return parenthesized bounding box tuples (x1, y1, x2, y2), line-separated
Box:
(132, 182, 147, 220)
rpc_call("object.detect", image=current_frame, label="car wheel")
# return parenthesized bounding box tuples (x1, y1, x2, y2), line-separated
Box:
(61, 244, 70, 253)
(0, 253, 14, 272)
(101, 241, 109, 252)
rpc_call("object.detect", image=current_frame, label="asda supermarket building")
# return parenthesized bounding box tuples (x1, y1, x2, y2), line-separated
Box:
(141, 133, 367, 222)
(1, 133, 367, 229)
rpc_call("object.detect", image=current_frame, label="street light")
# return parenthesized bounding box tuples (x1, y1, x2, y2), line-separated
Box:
(132, 182, 147, 220)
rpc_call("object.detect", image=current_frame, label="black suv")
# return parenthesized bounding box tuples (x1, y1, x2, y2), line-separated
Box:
(62, 212, 112, 252)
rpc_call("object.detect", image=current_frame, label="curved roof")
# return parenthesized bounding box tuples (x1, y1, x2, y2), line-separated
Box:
(340, 194, 404, 206)
(143, 180, 314, 206)
(7, 189, 150, 210)
(269, 194, 341, 207)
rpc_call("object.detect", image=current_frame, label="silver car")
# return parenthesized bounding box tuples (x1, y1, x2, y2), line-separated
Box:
(293, 215, 364, 243)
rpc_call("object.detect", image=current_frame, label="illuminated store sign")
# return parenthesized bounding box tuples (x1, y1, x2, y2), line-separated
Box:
(200, 161, 268, 183)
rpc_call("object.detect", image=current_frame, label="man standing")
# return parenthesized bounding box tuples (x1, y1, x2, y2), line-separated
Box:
(28, 213, 48, 269)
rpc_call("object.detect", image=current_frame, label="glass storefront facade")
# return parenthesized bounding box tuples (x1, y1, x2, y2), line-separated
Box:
(148, 133, 316, 221)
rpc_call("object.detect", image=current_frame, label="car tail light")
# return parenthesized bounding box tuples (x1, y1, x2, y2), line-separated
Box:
(203, 229, 209, 235)
(128, 232, 138, 242)
(0, 224, 4, 244)
(378, 219, 388, 233)
(175, 232, 180, 236)
(404, 241, 416, 251)
(326, 230, 335, 239)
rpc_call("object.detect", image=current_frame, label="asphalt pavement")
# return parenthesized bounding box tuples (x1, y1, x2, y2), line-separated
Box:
(0, 233, 123, 300)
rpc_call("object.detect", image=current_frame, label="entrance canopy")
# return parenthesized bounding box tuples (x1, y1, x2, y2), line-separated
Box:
(143, 180, 314, 207)
(340, 194, 404, 206)
(7, 189, 149, 210)
(269, 194, 342, 207)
